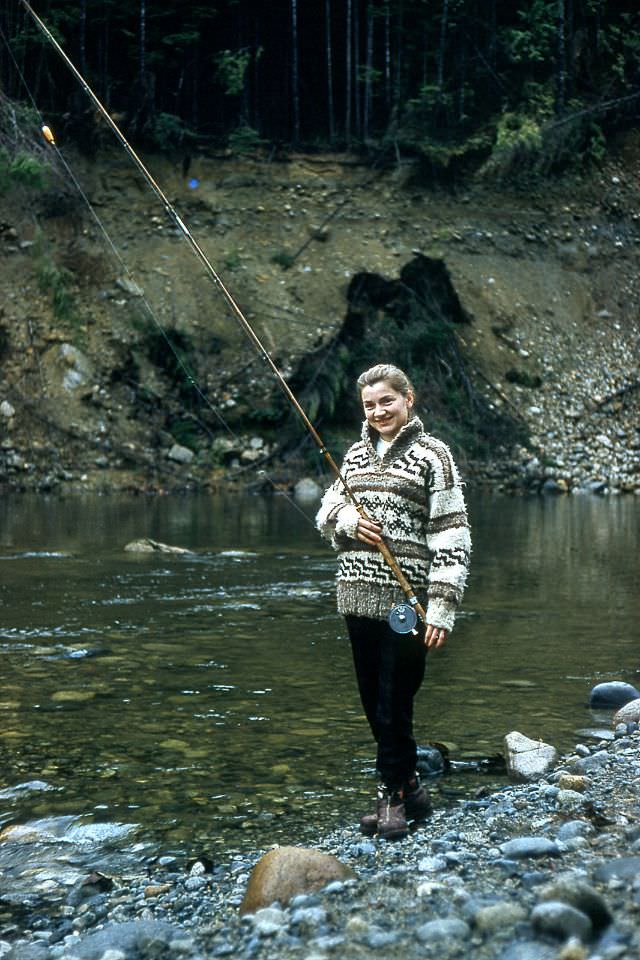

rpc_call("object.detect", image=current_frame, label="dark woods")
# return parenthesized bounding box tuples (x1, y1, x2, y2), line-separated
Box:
(1, 1, 639, 162)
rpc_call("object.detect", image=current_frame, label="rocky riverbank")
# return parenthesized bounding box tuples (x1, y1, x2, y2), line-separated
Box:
(3, 718, 640, 960)
(2, 145, 640, 498)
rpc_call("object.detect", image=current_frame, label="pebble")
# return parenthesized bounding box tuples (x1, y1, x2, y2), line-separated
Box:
(6, 732, 640, 960)
(415, 917, 471, 943)
(499, 837, 561, 859)
(530, 901, 592, 941)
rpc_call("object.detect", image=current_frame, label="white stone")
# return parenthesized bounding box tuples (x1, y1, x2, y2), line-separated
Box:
(115, 276, 144, 297)
(504, 731, 559, 781)
(167, 444, 194, 464)
(294, 477, 322, 501)
(0, 401, 15, 418)
(251, 906, 287, 936)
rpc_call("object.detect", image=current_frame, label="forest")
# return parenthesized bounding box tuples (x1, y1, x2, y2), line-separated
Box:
(1, 0, 639, 175)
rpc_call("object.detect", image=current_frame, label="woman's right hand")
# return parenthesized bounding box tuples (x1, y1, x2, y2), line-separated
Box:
(356, 516, 383, 545)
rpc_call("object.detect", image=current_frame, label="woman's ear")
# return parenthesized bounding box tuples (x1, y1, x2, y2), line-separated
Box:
(406, 390, 415, 410)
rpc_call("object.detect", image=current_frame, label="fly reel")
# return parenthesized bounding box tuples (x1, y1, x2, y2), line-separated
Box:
(388, 602, 418, 634)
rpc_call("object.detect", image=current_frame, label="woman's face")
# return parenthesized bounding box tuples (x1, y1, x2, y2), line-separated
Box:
(361, 380, 414, 441)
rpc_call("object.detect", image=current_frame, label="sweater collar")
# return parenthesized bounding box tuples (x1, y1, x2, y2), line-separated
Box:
(361, 414, 424, 463)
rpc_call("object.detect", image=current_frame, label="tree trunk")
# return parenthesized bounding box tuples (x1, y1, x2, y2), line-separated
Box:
(99, 0, 111, 106)
(384, 3, 391, 110)
(345, 0, 352, 144)
(139, 0, 146, 87)
(555, 0, 566, 116)
(392, 1, 403, 118)
(291, 0, 300, 143)
(364, 4, 374, 141)
(354, 0, 362, 139)
(488, 0, 497, 69)
(79, 0, 87, 76)
(437, 0, 449, 93)
(325, 0, 335, 141)
(458, 33, 466, 123)
(566, 0, 574, 99)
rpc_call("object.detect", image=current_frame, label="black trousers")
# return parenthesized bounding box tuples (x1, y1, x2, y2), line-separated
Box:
(346, 614, 427, 789)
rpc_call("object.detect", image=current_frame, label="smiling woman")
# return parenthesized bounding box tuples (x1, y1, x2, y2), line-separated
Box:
(316, 363, 471, 840)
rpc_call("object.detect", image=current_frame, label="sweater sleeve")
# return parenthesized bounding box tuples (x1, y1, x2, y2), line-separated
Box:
(315, 477, 360, 546)
(424, 447, 471, 632)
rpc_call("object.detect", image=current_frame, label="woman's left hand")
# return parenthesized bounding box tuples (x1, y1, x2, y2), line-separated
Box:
(425, 624, 447, 648)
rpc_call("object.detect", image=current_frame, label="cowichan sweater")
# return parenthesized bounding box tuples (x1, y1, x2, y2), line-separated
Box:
(315, 416, 471, 632)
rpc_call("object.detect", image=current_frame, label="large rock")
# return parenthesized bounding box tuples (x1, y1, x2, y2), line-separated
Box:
(613, 698, 640, 726)
(240, 846, 354, 915)
(124, 538, 193, 555)
(504, 731, 558, 781)
(589, 681, 640, 709)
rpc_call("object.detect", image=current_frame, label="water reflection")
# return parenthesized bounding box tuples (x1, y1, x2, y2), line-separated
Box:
(0, 492, 638, 859)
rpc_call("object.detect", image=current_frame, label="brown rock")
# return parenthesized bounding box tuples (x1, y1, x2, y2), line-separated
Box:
(240, 846, 354, 915)
(144, 883, 173, 898)
(558, 774, 588, 793)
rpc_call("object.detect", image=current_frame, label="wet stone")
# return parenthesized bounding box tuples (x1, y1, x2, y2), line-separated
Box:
(537, 876, 612, 931)
(557, 820, 593, 841)
(499, 837, 561, 860)
(589, 682, 640, 708)
(415, 917, 471, 944)
(531, 901, 592, 942)
(594, 856, 640, 883)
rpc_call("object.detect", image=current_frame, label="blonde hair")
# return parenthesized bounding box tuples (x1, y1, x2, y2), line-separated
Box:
(356, 364, 416, 401)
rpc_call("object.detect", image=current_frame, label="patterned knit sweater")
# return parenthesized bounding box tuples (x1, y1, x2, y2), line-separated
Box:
(315, 416, 471, 632)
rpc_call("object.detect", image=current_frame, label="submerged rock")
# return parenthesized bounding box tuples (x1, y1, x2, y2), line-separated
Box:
(588, 681, 640, 709)
(123, 538, 193, 555)
(240, 846, 354, 915)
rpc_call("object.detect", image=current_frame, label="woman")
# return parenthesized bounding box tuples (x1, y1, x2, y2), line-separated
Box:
(316, 363, 471, 840)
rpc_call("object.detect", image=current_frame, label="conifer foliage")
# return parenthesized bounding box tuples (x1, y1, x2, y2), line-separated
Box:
(0, 1, 638, 159)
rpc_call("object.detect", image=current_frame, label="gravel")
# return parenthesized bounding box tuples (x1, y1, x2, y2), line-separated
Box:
(4, 724, 640, 959)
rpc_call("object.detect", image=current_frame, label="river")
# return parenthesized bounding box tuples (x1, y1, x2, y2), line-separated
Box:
(0, 491, 638, 866)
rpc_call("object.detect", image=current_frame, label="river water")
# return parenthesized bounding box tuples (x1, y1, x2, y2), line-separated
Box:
(0, 491, 638, 867)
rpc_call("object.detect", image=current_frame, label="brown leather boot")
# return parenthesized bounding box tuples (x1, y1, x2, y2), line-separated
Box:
(404, 774, 433, 822)
(359, 775, 432, 836)
(376, 784, 409, 840)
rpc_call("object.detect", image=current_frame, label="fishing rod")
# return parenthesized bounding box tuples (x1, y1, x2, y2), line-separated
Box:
(20, 0, 427, 635)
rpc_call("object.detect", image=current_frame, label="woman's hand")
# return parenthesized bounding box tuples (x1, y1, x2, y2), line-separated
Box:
(425, 624, 447, 649)
(356, 516, 383, 545)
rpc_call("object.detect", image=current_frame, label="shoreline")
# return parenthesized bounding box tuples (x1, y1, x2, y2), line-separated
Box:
(4, 723, 640, 959)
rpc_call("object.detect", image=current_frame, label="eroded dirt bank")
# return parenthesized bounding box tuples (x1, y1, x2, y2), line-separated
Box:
(1, 142, 639, 495)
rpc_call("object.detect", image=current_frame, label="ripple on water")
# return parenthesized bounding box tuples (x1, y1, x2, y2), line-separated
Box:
(0, 551, 70, 560)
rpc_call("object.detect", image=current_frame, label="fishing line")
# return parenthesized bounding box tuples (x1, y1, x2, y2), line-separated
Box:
(14, 0, 431, 629)
(0, 12, 316, 524)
